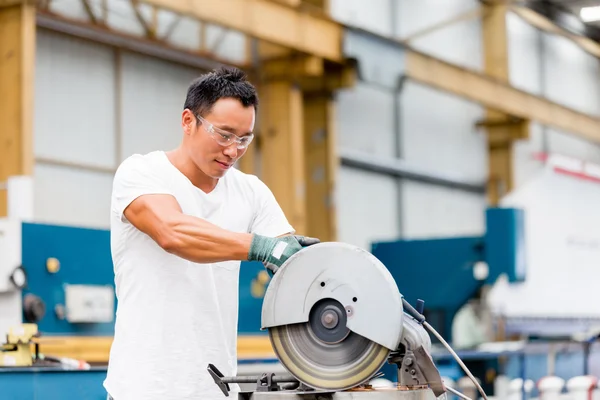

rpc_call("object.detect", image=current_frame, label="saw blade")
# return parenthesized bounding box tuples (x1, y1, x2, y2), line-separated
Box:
(268, 322, 390, 391)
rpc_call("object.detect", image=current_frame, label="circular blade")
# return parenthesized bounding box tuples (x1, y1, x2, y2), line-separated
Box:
(269, 322, 390, 391)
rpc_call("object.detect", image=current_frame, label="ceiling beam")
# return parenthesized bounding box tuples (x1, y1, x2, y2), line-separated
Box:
(344, 27, 600, 145)
(405, 49, 600, 143)
(510, 4, 600, 59)
(36, 12, 236, 71)
(139, 0, 344, 62)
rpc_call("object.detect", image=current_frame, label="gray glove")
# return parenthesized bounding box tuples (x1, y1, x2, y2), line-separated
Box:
(248, 234, 320, 275)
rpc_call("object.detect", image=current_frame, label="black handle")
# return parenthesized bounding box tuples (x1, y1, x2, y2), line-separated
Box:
(402, 298, 426, 324)
(416, 299, 425, 314)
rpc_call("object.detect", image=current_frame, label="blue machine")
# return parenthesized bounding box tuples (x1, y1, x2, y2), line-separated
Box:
(372, 207, 526, 343)
(0, 221, 270, 399)
(19, 221, 268, 336)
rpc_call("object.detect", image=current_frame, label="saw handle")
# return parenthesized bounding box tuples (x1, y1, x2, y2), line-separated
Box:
(402, 297, 426, 324)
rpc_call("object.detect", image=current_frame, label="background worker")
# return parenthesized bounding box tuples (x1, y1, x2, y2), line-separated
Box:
(103, 66, 318, 400)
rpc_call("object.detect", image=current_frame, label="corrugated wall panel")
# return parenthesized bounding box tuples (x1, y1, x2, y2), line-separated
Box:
(33, 164, 113, 229)
(395, 0, 483, 70)
(508, 11, 600, 188)
(400, 82, 486, 182)
(335, 168, 400, 251)
(542, 34, 600, 118)
(33, 30, 116, 229)
(32, 31, 208, 229)
(396, 0, 486, 239)
(34, 30, 116, 169)
(507, 12, 545, 188)
(401, 181, 486, 238)
(329, 0, 393, 37)
(331, 0, 488, 245)
(119, 52, 204, 160)
(506, 12, 542, 95)
(336, 83, 396, 158)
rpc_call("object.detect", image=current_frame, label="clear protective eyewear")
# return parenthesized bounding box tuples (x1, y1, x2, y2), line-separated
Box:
(196, 114, 254, 149)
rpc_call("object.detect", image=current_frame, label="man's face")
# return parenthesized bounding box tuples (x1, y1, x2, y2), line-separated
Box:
(182, 97, 255, 179)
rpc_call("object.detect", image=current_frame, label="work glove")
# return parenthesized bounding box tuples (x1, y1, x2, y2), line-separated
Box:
(248, 234, 320, 275)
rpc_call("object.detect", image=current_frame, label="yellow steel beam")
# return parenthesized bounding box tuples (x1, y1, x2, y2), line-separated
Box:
(303, 91, 337, 241)
(33, 335, 275, 363)
(481, 2, 528, 205)
(0, 0, 35, 216)
(511, 5, 600, 60)
(139, 0, 343, 62)
(404, 48, 600, 145)
(259, 80, 308, 235)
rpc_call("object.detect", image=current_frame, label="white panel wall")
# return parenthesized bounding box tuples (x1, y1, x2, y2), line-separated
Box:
(336, 168, 400, 251)
(33, 164, 114, 229)
(401, 182, 486, 238)
(33, 29, 206, 229)
(33, 30, 116, 229)
(332, 0, 488, 244)
(400, 83, 486, 182)
(120, 52, 203, 160)
(543, 34, 600, 117)
(329, 0, 394, 37)
(34, 31, 116, 169)
(394, 0, 487, 239)
(395, 0, 483, 70)
(335, 83, 397, 158)
(507, 11, 600, 189)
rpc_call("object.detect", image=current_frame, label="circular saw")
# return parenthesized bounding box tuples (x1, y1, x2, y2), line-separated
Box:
(260, 242, 405, 391)
(206, 241, 487, 400)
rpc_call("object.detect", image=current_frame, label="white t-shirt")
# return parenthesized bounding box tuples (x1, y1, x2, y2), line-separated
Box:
(103, 151, 294, 400)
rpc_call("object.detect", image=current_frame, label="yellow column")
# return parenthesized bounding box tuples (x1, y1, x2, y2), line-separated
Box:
(260, 81, 307, 235)
(0, 0, 35, 216)
(303, 91, 337, 241)
(482, 1, 528, 205)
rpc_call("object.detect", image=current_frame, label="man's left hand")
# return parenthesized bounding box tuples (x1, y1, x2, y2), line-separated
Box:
(293, 235, 320, 247)
(261, 234, 320, 275)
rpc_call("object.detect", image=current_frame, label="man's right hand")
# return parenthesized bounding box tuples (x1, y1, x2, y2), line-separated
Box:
(248, 234, 316, 274)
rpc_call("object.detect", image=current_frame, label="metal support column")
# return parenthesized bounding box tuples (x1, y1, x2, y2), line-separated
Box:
(481, 2, 529, 205)
(259, 80, 308, 235)
(303, 91, 338, 241)
(0, 0, 36, 216)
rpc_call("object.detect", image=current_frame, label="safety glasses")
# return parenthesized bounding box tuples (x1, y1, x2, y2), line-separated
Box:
(196, 114, 254, 150)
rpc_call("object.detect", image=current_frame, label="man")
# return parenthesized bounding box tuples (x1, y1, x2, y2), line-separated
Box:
(104, 66, 317, 400)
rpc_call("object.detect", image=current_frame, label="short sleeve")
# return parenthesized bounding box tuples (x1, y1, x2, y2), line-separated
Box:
(111, 154, 174, 223)
(248, 176, 295, 237)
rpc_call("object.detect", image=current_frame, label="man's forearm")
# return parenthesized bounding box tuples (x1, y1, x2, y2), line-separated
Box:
(158, 213, 253, 263)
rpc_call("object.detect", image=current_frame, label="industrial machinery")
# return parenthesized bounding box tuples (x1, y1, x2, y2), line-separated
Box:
(0, 324, 38, 367)
(369, 153, 600, 343)
(206, 242, 487, 400)
(371, 207, 525, 344)
(366, 153, 600, 385)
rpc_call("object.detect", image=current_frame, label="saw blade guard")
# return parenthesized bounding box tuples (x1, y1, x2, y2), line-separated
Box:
(261, 242, 404, 352)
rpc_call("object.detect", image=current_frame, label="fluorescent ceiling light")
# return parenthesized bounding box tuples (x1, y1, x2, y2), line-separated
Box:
(581, 6, 600, 22)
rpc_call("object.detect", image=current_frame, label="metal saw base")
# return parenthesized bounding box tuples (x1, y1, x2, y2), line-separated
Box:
(238, 388, 436, 399)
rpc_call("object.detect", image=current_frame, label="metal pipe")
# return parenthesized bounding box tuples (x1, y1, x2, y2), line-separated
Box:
(393, 75, 407, 236)
(339, 149, 486, 194)
(35, 156, 116, 174)
(537, 20, 549, 154)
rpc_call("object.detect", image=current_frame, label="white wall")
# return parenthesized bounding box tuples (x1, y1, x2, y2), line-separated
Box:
(507, 11, 600, 188)
(33, 29, 205, 229)
(31, 2, 600, 246)
(332, 0, 487, 248)
(119, 52, 200, 160)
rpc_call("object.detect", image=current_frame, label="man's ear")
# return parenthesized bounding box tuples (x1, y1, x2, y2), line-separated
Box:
(182, 109, 195, 135)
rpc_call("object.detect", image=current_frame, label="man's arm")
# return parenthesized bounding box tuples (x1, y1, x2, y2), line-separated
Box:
(124, 193, 253, 263)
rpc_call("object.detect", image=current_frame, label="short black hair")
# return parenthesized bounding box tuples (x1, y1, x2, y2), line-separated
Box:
(183, 65, 258, 117)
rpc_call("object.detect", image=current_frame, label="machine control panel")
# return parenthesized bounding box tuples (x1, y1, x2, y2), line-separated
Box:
(64, 284, 114, 323)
